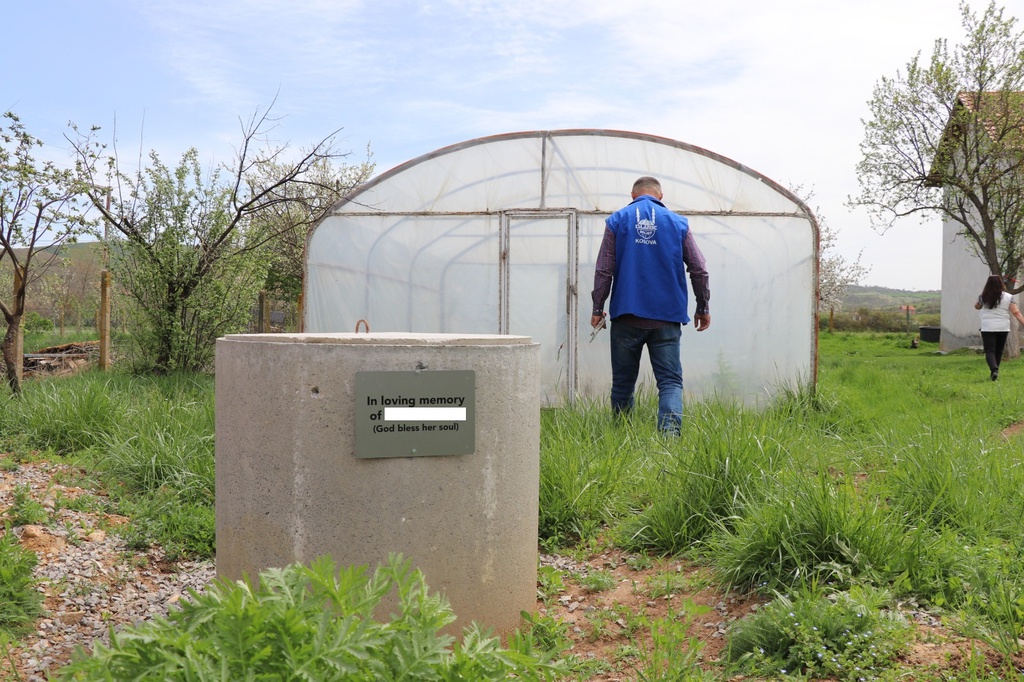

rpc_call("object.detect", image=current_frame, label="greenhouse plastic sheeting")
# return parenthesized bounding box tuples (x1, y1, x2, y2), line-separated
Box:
(305, 130, 818, 406)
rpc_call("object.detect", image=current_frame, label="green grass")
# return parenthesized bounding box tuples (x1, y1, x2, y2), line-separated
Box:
(0, 369, 214, 558)
(24, 328, 99, 352)
(5, 332, 1024, 678)
(0, 532, 43, 636)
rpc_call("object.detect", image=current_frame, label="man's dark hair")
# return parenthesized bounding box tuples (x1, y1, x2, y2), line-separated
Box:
(632, 176, 662, 195)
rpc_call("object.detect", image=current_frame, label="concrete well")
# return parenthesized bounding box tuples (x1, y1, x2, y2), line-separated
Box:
(214, 332, 540, 635)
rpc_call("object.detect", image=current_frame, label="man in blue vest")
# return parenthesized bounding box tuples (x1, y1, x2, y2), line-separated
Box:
(590, 176, 711, 435)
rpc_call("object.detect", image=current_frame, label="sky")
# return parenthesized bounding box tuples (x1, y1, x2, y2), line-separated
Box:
(4, 0, 1021, 291)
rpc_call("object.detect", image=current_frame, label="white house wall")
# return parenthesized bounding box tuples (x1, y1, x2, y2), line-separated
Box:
(939, 218, 989, 351)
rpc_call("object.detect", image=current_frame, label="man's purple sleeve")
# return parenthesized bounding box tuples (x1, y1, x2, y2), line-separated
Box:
(684, 231, 710, 316)
(591, 229, 616, 315)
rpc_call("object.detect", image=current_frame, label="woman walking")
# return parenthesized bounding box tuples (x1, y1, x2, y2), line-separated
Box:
(975, 275, 1024, 381)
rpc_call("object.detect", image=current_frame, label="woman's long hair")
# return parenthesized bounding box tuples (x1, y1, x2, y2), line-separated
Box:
(981, 275, 1006, 309)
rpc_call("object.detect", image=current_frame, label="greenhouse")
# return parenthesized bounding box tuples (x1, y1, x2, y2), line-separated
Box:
(304, 130, 819, 406)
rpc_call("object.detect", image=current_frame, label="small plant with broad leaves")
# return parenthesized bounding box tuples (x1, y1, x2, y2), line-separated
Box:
(56, 553, 566, 681)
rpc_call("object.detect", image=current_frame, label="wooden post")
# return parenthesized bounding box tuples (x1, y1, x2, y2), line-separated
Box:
(297, 292, 304, 333)
(99, 270, 111, 370)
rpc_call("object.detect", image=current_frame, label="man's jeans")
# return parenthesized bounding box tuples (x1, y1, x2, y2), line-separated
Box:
(609, 321, 683, 433)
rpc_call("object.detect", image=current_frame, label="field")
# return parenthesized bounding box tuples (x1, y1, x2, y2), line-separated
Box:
(2, 331, 1024, 680)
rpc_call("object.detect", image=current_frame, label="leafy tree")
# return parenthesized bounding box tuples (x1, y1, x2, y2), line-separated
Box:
(38, 249, 101, 334)
(851, 1, 1024, 289)
(70, 106, 370, 373)
(253, 155, 374, 302)
(0, 112, 95, 394)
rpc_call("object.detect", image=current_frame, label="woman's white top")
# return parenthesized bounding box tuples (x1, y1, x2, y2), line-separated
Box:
(979, 291, 1013, 332)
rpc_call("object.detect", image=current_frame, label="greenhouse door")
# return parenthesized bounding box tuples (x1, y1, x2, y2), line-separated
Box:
(499, 210, 579, 404)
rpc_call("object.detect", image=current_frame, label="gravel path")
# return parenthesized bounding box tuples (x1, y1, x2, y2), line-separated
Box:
(1, 460, 216, 681)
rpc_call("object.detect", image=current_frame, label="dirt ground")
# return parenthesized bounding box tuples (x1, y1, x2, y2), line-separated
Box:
(538, 545, 1021, 680)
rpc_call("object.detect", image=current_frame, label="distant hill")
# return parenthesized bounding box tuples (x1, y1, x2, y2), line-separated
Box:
(842, 285, 941, 314)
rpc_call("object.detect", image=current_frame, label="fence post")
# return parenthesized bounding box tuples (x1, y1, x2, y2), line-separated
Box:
(99, 270, 111, 370)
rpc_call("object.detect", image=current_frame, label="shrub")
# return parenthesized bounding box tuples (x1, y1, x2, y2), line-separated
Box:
(22, 311, 54, 333)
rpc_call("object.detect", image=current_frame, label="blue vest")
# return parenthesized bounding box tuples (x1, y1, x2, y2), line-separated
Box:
(608, 195, 690, 324)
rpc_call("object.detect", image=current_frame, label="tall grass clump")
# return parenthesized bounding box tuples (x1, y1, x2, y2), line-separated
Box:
(83, 374, 216, 558)
(64, 373, 216, 501)
(711, 467, 905, 591)
(538, 402, 650, 545)
(56, 554, 564, 682)
(764, 381, 853, 441)
(97, 400, 215, 505)
(618, 401, 785, 555)
(955, 543, 1024, 656)
(2, 370, 216, 559)
(879, 422, 1024, 542)
(0, 371, 123, 454)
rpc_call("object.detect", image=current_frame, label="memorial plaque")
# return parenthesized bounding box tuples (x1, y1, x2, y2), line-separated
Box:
(355, 370, 475, 458)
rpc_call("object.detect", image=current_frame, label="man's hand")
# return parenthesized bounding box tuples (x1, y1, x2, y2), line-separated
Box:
(694, 314, 710, 331)
(591, 313, 606, 329)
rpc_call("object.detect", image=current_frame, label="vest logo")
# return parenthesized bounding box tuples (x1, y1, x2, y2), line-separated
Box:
(634, 206, 657, 243)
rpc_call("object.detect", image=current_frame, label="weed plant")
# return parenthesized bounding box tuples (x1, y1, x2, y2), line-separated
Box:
(644, 570, 708, 600)
(724, 585, 910, 681)
(116, 492, 216, 560)
(536, 566, 567, 605)
(3, 484, 50, 527)
(577, 569, 617, 593)
(628, 601, 712, 681)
